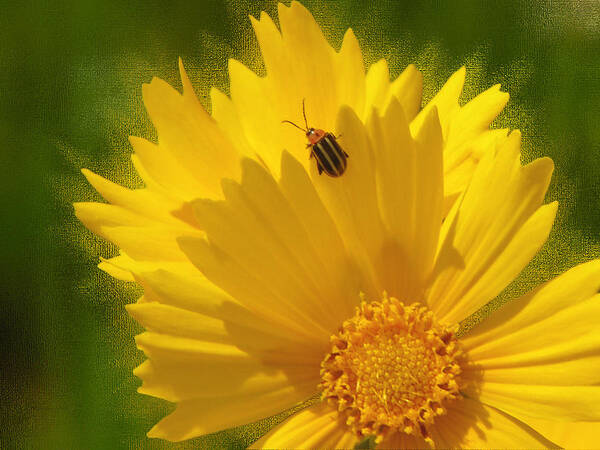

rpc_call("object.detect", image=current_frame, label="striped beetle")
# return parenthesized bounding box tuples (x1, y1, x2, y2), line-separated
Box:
(282, 100, 349, 177)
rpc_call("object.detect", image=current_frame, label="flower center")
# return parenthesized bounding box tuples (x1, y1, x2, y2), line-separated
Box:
(319, 296, 463, 444)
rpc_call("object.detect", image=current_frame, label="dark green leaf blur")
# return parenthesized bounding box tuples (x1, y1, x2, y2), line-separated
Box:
(1, 0, 599, 448)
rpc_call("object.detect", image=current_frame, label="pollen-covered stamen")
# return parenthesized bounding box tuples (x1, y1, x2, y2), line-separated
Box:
(319, 296, 464, 444)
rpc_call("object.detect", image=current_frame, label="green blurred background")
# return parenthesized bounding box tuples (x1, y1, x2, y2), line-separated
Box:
(1, 0, 599, 448)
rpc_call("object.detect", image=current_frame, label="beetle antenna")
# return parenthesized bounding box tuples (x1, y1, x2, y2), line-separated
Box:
(281, 120, 306, 132)
(302, 98, 309, 130)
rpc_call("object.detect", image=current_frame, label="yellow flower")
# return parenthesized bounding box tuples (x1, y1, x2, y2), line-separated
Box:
(75, 1, 600, 448)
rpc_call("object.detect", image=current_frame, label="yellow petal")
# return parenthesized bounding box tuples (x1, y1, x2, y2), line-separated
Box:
(247, 10, 305, 159)
(228, 58, 283, 173)
(135, 331, 251, 362)
(466, 385, 600, 424)
(429, 398, 557, 448)
(77, 169, 203, 276)
(97, 255, 135, 281)
(427, 131, 555, 324)
(445, 84, 510, 170)
(129, 269, 326, 348)
(250, 402, 356, 449)
(277, 2, 339, 128)
(250, 11, 287, 84)
(410, 69, 508, 215)
(461, 259, 600, 422)
(127, 303, 232, 343)
(443, 128, 509, 202)
(311, 106, 384, 298)
(146, 384, 315, 441)
(228, 2, 368, 177)
(130, 153, 175, 202)
(365, 59, 390, 113)
(279, 152, 363, 315)
(132, 329, 320, 403)
(142, 65, 240, 199)
(179, 158, 355, 343)
(379, 432, 428, 449)
(462, 258, 600, 352)
(75, 182, 201, 264)
(74, 202, 156, 234)
(134, 356, 318, 404)
(365, 61, 422, 122)
(98, 225, 199, 261)
(411, 66, 465, 139)
(410, 105, 444, 288)
(336, 28, 365, 116)
(179, 235, 330, 345)
(129, 302, 323, 355)
(441, 85, 509, 214)
(231, 3, 334, 176)
(521, 419, 600, 449)
(209, 87, 255, 159)
(98, 253, 197, 282)
(366, 101, 443, 299)
(80, 169, 179, 223)
(367, 99, 415, 242)
(129, 265, 233, 312)
(387, 63, 423, 120)
(128, 136, 206, 201)
(127, 261, 330, 417)
(453, 84, 508, 134)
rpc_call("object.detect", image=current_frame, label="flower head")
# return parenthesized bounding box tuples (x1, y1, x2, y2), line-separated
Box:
(320, 297, 464, 443)
(75, 2, 600, 448)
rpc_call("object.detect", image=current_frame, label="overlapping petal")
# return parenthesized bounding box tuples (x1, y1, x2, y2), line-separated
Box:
(522, 419, 600, 449)
(252, 398, 556, 449)
(380, 398, 556, 448)
(178, 156, 361, 343)
(74, 170, 202, 264)
(366, 99, 443, 299)
(133, 331, 318, 401)
(309, 106, 384, 298)
(146, 386, 315, 442)
(122, 261, 326, 441)
(78, 1, 510, 284)
(78, 168, 181, 224)
(426, 131, 556, 325)
(365, 60, 423, 121)
(219, 1, 508, 198)
(227, 2, 365, 176)
(142, 60, 241, 200)
(430, 399, 557, 448)
(250, 403, 356, 449)
(461, 260, 600, 423)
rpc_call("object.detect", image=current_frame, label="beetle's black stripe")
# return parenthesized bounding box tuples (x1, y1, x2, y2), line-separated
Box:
(321, 134, 346, 176)
(313, 141, 335, 175)
(319, 140, 339, 175)
(325, 133, 346, 157)
(318, 139, 342, 176)
(325, 134, 348, 172)
(313, 134, 347, 177)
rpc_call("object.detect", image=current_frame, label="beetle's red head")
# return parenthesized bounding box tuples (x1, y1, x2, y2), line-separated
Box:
(306, 127, 325, 145)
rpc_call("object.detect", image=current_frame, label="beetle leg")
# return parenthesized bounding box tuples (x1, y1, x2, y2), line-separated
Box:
(317, 162, 324, 175)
